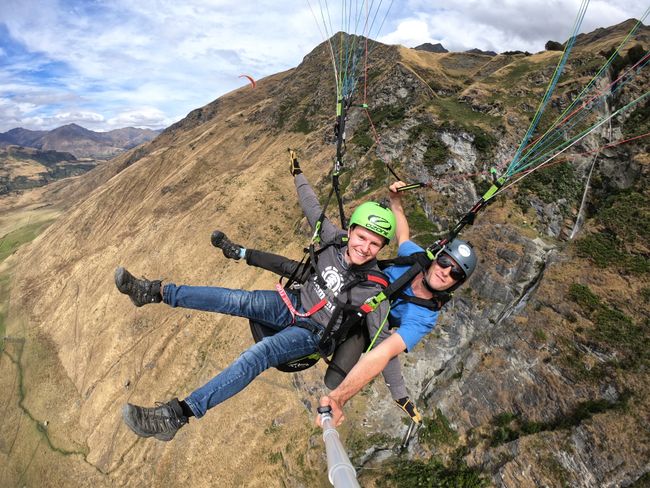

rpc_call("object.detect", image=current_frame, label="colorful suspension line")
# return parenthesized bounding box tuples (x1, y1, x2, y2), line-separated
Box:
(511, 44, 650, 176)
(306, 0, 396, 227)
(495, 90, 650, 197)
(506, 0, 590, 177)
(522, 9, 650, 157)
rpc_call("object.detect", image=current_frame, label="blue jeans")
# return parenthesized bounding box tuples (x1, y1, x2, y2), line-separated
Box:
(163, 284, 323, 418)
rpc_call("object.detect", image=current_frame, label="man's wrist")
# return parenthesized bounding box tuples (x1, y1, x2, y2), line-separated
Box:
(329, 391, 345, 407)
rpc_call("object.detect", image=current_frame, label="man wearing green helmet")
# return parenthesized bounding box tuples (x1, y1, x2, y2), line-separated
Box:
(114, 163, 397, 442)
(318, 180, 477, 426)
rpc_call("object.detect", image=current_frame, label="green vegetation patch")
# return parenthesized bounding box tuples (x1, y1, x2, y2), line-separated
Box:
(418, 408, 459, 448)
(407, 121, 450, 169)
(622, 99, 650, 139)
(516, 162, 582, 207)
(347, 430, 397, 460)
(416, 111, 498, 162)
(350, 129, 374, 152)
(567, 283, 601, 312)
(274, 98, 295, 129)
(406, 202, 439, 248)
(574, 233, 628, 269)
(630, 472, 650, 487)
(408, 121, 437, 143)
(422, 137, 450, 169)
(0, 220, 54, 263)
(489, 394, 630, 447)
(568, 283, 647, 368)
(470, 128, 498, 157)
(0, 218, 55, 351)
(502, 58, 536, 84)
(574, 190, 650, 274)
(603, 43, 646, 88)
(355, 159, 389, 199)
(0, 270, 8, 347)
(371, 104, 406, 128)
(379, 456, 489, 488)
(350, 104, 404, 153)
(434, 98, 499, 128)
(291, 115, 313, 134)
(595, 191, 650, 241)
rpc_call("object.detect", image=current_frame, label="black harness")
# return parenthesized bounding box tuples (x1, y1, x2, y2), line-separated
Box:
(249, 237, 389, 375)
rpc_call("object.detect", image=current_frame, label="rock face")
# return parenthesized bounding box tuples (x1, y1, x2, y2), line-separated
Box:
(1, 20, 648, 488)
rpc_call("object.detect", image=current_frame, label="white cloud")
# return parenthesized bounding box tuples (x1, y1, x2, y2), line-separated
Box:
(381, 0, 647, 52)
(0, 0, 644, 132)
(107, 107, 170, 128)
(53, 111, 105, 123)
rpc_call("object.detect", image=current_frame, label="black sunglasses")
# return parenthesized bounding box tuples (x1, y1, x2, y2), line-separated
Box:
(436, 253, 466, 280)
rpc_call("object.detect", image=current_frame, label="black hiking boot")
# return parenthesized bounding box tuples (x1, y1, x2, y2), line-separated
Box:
(211, 230, 243, 260)
(114, 267, 162, 307)
(122, 398, 188, 441)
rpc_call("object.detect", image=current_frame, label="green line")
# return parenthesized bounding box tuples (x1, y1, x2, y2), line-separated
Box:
(366, 304, 390, 352)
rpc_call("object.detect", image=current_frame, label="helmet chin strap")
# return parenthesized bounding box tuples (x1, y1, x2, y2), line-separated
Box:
(422, 274, 437, 294)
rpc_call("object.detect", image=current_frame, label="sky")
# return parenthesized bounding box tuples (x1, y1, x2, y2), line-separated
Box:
(0, 0, 645, 133)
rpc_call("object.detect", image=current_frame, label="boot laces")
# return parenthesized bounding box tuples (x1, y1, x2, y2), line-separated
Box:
(143, 402, 183, 431)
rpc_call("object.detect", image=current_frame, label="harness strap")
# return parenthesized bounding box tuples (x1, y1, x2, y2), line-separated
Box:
(395, 292, 449, 311)
(275, 284, 328, 322)
(367, 273, 389, 288)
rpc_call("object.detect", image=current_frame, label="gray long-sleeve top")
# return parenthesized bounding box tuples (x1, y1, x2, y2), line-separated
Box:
(292, 174, 408, 400)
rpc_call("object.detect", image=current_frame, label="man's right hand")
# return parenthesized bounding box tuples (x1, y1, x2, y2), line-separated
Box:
(316, 395, 345, 427)
(389, 180, 406, 194)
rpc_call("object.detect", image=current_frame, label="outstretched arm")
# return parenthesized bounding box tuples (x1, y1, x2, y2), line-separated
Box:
(317, 332, 407, 426)
(294, 173, 340, 242)
(388, 181, 410, 245)
(245, 249, 311, 283)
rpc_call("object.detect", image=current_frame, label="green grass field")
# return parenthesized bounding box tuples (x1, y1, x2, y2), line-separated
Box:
(0, 219, 55, 263)
(0, 217, 56, 348)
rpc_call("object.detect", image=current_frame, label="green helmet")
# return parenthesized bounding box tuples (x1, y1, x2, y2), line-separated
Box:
(348, 202, 396, 243)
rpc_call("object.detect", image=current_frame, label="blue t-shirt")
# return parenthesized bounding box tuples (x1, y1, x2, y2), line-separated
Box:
(384, 240, 439, 351)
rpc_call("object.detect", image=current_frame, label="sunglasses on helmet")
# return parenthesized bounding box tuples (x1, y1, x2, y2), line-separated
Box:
(436, 253, 466, 281)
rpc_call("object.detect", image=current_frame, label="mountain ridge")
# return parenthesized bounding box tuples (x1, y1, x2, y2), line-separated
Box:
(0, 123, 161, 159)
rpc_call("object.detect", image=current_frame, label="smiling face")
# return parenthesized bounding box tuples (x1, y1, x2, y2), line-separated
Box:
(424, 256, 461, 291)
(345, 225, 386, 266)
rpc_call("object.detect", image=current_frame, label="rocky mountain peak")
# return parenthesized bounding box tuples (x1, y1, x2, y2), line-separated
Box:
(415, 42, 448, 53)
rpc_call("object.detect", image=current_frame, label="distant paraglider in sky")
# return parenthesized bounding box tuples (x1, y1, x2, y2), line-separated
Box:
(238, 74, 256, 88)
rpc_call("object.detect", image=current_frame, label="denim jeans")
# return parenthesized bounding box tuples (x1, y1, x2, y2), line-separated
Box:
(163, 284, 323, 418)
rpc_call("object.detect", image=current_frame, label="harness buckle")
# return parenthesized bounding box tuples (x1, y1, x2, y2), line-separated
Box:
(363, 292, 387, 312)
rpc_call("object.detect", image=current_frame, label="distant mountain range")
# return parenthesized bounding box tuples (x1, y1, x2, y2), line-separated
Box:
(0, 145, 99, 196)
(0, 123, 161, 159)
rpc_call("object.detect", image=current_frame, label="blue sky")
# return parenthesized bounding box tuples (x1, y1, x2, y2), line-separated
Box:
(0, 0, 644, 132)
